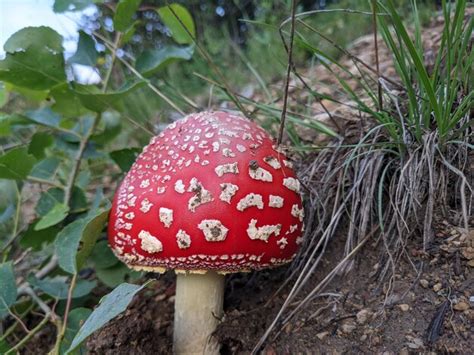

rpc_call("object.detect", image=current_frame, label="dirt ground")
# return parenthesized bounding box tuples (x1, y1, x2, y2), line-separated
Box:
(85, 217, 473, 354)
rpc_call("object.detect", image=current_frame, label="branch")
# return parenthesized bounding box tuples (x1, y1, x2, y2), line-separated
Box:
(26, 176, 64, 188)
(4, 314, 51, 355)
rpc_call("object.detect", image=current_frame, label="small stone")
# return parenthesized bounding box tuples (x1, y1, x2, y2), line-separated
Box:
(356, 309, 371, 324)
(406, 336, 424, 349)
(399, 348, 409, 355)
(372, 336, 381, 345)
(398, 304, 410, 312)
(360, 334, 367, 341)
(453, 301, 470, 311)
(316, 331, 329, 340)
(433, 283, 442, 292)
(341, 321, 357, 334)
(420, 279, 429, 288)
(468, 259, 474, 267)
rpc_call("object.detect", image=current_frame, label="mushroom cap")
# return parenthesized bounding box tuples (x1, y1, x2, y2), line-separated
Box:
(108, 111, 304, 273)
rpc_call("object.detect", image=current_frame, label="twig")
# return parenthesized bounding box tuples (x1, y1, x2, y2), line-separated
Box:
(63, 113, 101, 207)
(164, 1, 249, 116)
(52, 273, 78, 353)
(102, 33, 121, 90)
(0, 304, 34, 342)
(26, 176, 64, 188)
(252, 227, 377, 353)
(22, 286, 54, 317)
(2, 299, 30, 334)
(60, 274, 77, 337)
(277, 0, 297, 145)
(4, 315, 50, 355)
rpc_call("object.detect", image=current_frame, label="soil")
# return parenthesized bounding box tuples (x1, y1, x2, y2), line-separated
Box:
(84, 217, 473, 354)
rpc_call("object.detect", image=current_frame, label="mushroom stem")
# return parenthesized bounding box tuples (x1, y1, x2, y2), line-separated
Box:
(173, 271, 224, 354)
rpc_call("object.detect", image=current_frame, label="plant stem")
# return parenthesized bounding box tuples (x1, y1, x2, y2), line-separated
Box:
(4, 315, 50, 355)
(51, 273, 77, 354)
(102, 33, 121, 91)
(26, 176, 64, 188)
(63, 113, 101, 207)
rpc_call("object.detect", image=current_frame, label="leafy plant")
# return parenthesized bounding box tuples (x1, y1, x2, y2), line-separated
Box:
(0, 0, 196, 352)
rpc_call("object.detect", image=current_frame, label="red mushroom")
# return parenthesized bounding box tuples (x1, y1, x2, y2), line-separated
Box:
(108, 111, 304, 354)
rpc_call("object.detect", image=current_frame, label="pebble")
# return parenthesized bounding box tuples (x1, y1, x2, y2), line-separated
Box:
(433, 283, 442, 292)
(420, 279, 429, 288)
(398, 304, 410, 312)
(453, 301, 470, 311)
(316, 331, 329, 340)
(406, 336, 424, 349)
(356, 309, 371, 324)
(341, 321, 357, 334)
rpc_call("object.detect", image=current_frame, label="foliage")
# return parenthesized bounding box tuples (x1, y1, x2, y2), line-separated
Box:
(0, 1, 196, 352)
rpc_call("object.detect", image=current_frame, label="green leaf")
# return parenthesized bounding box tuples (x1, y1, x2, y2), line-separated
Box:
(109, 148, 140, 172)
(67, 283, 147, 353)
(0, 115, 11, 136)
(157, 4, 195, 45)
(4, 82, 49, 101)
(0, 262, 17, 319)
(25, 107, 61, 128)
(50, 83, 90, 119)
(0, 147, 36, 180)
(96, 264, 141, 288)
(60, 308, 92, 355)
(53, 0, 103, 12)
(36, 187, 87, 216)
(114, 0, 141, 32)
(55, 209, 109, 274)
(0, 27, 66, 90)
(0, 339, 11, 353)
(0, 180, 17, 237)
(29, 276, 96, 299)
(69, 31, 98, 66)
(90, 240, 118, 269)
(73, 81, 146, 112)
(136, 45, 194, 77)
(28, 132, 54, 160)
(29, 157, 61, 180)
(91, 112, 122, 145)
(76, 210, 110, 269)
(121, 21, 139, 44)
(0, 82, 8, 108)
(35, 203, 69, 230)
(20, 222, 59, 251)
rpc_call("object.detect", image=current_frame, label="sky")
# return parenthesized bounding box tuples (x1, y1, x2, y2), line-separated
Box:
(0, 0, 100, 83)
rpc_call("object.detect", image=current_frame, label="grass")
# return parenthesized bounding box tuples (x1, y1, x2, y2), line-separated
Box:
(249, 0, 472, 350)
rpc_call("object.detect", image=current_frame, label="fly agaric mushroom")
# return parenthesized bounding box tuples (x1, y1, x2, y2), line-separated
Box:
(108, 111, 304, 354)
